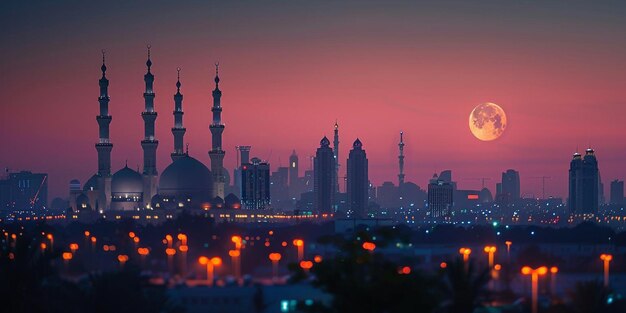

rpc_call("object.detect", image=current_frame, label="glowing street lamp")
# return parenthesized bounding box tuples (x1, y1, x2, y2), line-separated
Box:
(231, 235, 242, 250)
(300, 260, 313, 273)
(69, 243, 79, 253)
(521, 266, 548, 313)
(199, 256, 222, 286)
(550, 267, 558, 295)
(229, 249, 241, 281)
(314, 255, 323, 263)
(600, 254, 613, 288)
(362, 242, 376, 252)
(293, 239, 304, 261)
(47, 233, 54, 250)
(137, 247, 149, 265)
(40, 242, 47, 251)
(166, 248, 176, 274)
(459, 248, 471, 262)
(128, 231, 136, 239)
(483, 246, 497, 268)
(269, 253, 282, 282)
(117, 254, 129, 268)
(165, 234, 173, 248)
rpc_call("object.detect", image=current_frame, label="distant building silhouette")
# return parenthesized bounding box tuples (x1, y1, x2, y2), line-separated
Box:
(610, 180, 624, 206)
(270, 166, 289, 210)
(0, 171, 48, 213)
(241, 157, 270, 210)
(497, 169, 520, 204)
(347, 139, 369, 218)
(428, 173, 453, 218)
(568, 148, 599, 214)
(314, 137, 335, 214)
(289, 150, 299, 187)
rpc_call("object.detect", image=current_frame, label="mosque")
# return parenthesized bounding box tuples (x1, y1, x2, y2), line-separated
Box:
(69, 48, 239, 212)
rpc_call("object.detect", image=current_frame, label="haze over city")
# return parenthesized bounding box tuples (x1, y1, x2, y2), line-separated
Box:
(2, 0, 626, 199)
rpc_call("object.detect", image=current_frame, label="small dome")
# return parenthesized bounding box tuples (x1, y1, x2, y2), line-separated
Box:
(83, 174, 99, 192)
(111, 166, 143, 194)
(159, 155, 212, 200)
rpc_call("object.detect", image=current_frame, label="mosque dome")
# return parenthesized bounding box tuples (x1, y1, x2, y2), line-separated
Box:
(159, 155, 212, 200)
(83, 174, 99, 192)
(111, 166, 143, 194)
(76, 193, 91, 211)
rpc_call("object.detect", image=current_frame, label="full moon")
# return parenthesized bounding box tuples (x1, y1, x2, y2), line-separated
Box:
(469, 102, 507, 141)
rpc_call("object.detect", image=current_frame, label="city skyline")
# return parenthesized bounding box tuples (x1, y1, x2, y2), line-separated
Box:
(2, 1, 626, 199)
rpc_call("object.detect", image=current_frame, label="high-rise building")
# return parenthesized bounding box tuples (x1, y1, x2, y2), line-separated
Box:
(610, 180, 624, 206)
(289, 150, 299, 187)
(333, 121, 340, 194)
(241, 157, 270, 210)
(0, 171, 48, 212)
(568, 148, 599, 214)
(141, 46, 159, 207)
(347, 139, 368, 218)
(314, 137, 335, 214)
(499, 169, 520, 203)
(209, 63, 226, 199)
(428, 173, 453, 218)
(271, 167, 289, 210)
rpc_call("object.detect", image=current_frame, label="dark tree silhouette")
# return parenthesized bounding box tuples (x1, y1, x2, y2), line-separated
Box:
(437, 258, 491, 313)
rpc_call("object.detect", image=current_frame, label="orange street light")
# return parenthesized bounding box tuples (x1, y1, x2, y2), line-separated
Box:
(165, 234, 173, 248)
(550, 266, 558, 294)
(229, 249, 241, 281)
(40, 242, 47, 251)
(483, 245, 497, 268)
(177, 233, 188, 246)
(69, 243, 79, 253)
(47, 233, 54, 250)
(269, 253, 282, 282)
(362, 242, 376, 252)
(600, 254, 613, 288)
(314, 255, 323, 263)
(128, 231, 136, 238)
(62, 252, 73, 261)
(459, 248, 472, 262)
(293, 239, 304, 261)
(117, 254, 129, 268)
(137, 247, 149, 265)
(398, 266, 411, 275)
(300, 260, 313, 273)
(199, 256, 221, 286)
(440, 262, 448, 269)
(231, 235, 242, 250)
(521, 266, 548, 313)
(84, 231, 90, 237)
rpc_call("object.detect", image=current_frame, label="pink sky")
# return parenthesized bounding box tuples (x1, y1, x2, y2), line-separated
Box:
(1, 1, 626, 199)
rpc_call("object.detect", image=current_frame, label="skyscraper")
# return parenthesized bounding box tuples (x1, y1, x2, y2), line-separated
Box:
(314, 137, 335, 214)
(209, 63, 226, 199)
(333, 121, 340, 193)
(95, 50, 113, 210)
(347, 139, 368, 218)
(610, 180, 624, 206)
(271, 166, 289, 210)
(289, 150, 299, 187)
(499, 169, 520, 203)
(398, 131, 405, 187)
(241, 157, 270, 210)
(568, 148, 599, 214)
(428, 173, 453, 218)
(141, 46, 159, 207)
(0, 171, 48, 212)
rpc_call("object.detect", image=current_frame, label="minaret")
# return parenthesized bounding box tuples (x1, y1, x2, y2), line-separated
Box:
(333, 121, 340, 193)
(209, 63, 226, 199)
(96, 50, 113, 210)
(398, 131, 405, 186)
(141, 45, 158, 206)
(171, 67, 186, 161)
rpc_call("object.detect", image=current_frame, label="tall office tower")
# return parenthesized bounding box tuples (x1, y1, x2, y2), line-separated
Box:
(347, 139, 369, 218)
(289, 150, 299, 186)
(500, 169, 520, 203)
(95, 51, 113, 210)
(610, 180, 624, 205)
(314, 137, 335, 214)
(209, 64, 226, 199)
(171, 68, 187, 161)
(141, 46, 159, 207)
(333, 121, 340, 193)
(398, 131, 405, 187)
(241, 157, 270, 210)
(428, 173, 453, 218)
(568, 148, 599, 214)
(234, 146, 251, 197)
(271, 166, 289, 210)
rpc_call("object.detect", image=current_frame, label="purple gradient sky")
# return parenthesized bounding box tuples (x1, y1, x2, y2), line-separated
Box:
(1, 0, 626, 200)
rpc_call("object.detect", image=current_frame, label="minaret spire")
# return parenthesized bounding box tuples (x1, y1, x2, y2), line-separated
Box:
(171, 67, 186, 161)
(209, 62, 226, 199)
(141, 44, 159, 206)
(95, 49, 113, 210)
(398, 131, 405, 186)
(333, 120, 340, 195)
